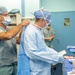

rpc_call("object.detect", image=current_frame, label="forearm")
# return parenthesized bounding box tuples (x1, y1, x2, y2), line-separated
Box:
(44, 35, 54, 41)
(44, 37, 52, 41)
(0, 19, 29, 40)
(44, 37, 50, 40)
(0, 24, 23, 40)
(7, 23, 23, 38)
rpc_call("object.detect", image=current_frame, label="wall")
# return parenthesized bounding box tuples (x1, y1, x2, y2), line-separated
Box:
(24, 0, 40, 18)
(41, 0, 75, 56)
(0, 0, 21, 13)
(41, 0, 75, 12)
(0, 0, 40, 18)
(1, 0, 75, 16)
(51, 11, 75, 56)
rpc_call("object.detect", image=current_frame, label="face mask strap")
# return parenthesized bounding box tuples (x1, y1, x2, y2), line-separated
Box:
(40, 9, 51, 23)
(40, 9, 46, 20)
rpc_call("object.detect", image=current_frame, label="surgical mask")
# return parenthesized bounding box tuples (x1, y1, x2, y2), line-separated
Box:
(2, 16, 12, 26)
(42, 22, 50, 30)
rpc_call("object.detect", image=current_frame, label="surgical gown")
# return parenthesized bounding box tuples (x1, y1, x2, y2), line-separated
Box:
(18, 24, 65, 75)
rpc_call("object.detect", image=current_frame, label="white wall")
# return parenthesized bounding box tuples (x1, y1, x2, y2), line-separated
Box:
(0, 0, 40, 18)
(0, 0, 21, 13)
(25, 0, 40, 17)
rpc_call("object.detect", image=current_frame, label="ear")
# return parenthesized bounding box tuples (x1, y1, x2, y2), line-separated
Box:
(0, 16, 4, 22)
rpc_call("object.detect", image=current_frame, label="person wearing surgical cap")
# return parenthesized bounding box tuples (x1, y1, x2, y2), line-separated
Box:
(18, 9, 66, 75)
(0, 6, 30, 75)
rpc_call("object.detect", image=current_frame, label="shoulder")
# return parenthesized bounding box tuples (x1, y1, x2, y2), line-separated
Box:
(43, 28, 47, 33)
(50, 27, 54, 30)
(50, 27, 55, 32)
(26, 24, 35, 33)
(50, 27, 55, 34)
(25, 24, 37, 37)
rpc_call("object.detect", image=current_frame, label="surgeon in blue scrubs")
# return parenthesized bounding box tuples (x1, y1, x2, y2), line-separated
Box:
(18, 9, 65, 75)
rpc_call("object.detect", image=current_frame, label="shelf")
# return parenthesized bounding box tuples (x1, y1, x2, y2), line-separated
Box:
(9, 13, 22, 26)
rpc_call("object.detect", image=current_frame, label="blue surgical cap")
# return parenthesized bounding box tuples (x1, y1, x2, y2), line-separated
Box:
(0, 6, 8, 14)
(34, 9, 51, 22)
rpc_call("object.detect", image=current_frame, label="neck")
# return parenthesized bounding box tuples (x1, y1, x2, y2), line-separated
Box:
(33, 22, 42, 29)
(0, 23, 6, 29)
